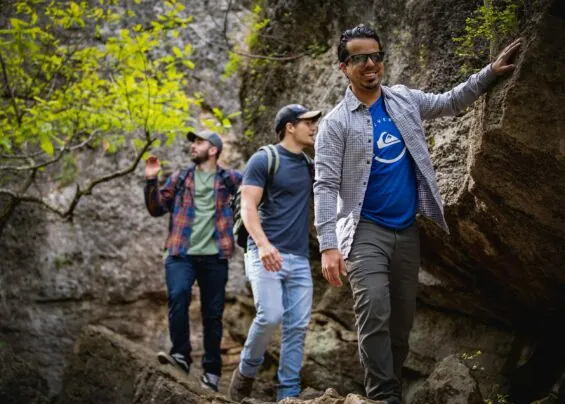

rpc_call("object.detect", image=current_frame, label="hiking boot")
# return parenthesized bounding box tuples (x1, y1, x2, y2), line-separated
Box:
(157, 351, 189, 375)
(228, 367, 254, 402)
(200, 372, 219, 392)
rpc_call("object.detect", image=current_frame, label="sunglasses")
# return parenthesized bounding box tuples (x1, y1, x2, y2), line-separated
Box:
(345, 51, 386, 65)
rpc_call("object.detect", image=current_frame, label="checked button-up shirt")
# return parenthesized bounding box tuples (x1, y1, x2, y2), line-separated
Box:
(314, 64, 497, 259)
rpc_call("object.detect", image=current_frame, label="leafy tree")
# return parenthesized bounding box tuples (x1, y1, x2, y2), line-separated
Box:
(453, 0, 520, 73)
(0, 0, 205, 230)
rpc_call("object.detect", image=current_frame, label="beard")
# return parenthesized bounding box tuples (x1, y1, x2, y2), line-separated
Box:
(192, 150, 210, 165)
(361, 75, 381, 90)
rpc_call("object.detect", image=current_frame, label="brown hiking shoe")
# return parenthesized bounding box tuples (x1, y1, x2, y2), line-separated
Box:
(228, 367, 254, 402)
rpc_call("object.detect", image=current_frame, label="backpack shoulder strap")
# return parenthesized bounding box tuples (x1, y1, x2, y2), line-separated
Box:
(174, 166, 192, 194)
(258, 144, 279, 183)
(218, 167, 237, 195)
(301, 152, 313, 166)
(267, 144, 280, 177)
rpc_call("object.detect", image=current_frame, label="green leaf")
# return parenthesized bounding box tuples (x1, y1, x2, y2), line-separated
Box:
(39, 133, 54, 156)
(172, 46, 182, 58)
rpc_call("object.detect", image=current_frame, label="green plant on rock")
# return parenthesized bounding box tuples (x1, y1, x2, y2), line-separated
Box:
(485, 393, 512, 404)
(0, 0, 231, 228)
(460, 349, 485, 371)
(453, 0, 520, 74)
(222, 3, 270, 79)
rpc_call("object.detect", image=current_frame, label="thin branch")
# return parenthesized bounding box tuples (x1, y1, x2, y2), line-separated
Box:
(0, 137, 155, 220)
(222, 0, 233, 37)
(0, 188, 66, 216)
(230, 49, 305, 61)
(0, 130, 99, 171)
(83, 138, 153, 195)
(0, 150, 46, 160)
(0, 52, 22, 125)
(195, 8, 304, 62)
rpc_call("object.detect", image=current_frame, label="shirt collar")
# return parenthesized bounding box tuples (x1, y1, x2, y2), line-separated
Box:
(344, 86, 364, 112)
(344, 85, 388, 112)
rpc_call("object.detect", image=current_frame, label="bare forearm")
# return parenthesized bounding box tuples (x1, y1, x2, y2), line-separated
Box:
(241, 203, 269, 248)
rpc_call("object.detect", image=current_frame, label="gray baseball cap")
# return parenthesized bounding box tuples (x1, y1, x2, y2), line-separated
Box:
(274, 104, 322, 134)
(187, 129, 223, 154)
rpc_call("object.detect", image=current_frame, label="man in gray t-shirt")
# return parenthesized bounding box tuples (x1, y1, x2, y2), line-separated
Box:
(229, 104, 321, 402)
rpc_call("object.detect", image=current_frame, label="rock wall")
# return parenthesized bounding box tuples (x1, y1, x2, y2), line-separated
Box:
(0, 0, 249, 399)
(54, 325, 486, 404)
(2, 0, 565, 403)
(236, 0, 565, 401)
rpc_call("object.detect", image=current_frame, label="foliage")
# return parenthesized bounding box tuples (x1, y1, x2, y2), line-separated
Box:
(222, 4, 270, 79)
(0, 0, 222, 224)
(459, 349, 484, 371)
(453, 0, 520, 74)
(484, 394, 512, 404)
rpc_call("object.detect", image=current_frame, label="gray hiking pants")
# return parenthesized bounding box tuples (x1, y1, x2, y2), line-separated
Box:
(346, 218, 420, 402)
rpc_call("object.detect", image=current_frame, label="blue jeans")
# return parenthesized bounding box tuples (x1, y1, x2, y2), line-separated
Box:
(164, 254, 228, 376)
(239, 249, 313, 401)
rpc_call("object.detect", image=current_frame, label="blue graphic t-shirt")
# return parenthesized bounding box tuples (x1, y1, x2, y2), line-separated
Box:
(361, 96, 418, 229)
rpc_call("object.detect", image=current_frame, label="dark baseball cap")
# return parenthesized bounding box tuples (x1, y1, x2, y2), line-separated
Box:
(274, 104, 322, 134)
(187, 129, 223, 154)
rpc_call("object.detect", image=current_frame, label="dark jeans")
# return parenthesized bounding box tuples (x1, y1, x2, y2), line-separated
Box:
(165, 254, 228, 376)
(346, 218, 420, 403)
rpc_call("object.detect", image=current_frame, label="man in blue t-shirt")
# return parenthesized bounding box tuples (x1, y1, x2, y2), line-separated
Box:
(229, 104, 321, 402)
(314, 25, 520, 403)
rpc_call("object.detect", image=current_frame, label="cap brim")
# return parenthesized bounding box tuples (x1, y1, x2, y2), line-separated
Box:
(187, 131, 207, 142)
(297, 110, 322, 120)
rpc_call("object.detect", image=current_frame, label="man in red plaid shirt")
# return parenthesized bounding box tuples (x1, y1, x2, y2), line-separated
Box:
(144, 129, 241, 392)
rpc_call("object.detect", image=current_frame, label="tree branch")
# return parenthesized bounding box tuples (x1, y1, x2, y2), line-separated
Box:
(82, 137, 153, 197)
(0, 52, 22, 125)
(0, 136, 154, 223)
(0, 130, 99, 171)
(0, 150, 45, 160)
(199, 6, 304, 62)
(0, 188, 67, 216)
(222, 0, 233, 37)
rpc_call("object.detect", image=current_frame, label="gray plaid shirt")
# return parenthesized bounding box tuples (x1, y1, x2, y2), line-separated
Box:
(314, 64, 496, 258)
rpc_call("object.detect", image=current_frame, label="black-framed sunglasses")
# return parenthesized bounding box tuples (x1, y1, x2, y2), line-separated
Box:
(345, 51, 386, 65)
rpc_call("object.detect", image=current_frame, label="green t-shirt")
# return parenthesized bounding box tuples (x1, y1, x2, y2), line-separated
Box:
(187, 169, 219, 255)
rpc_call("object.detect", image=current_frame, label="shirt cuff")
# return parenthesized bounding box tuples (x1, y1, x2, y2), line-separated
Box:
(318, 232, 338, 253)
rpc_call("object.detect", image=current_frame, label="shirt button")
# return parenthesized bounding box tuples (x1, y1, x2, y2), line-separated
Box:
(368, 138, 372, 143)
(363, 181, 367, 185)
(366, 160, 370, 164)
(358, 202, 362, 206)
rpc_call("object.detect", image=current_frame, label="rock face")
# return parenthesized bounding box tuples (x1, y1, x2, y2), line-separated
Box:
(0, 0, 249, 400)
(240, 0, 565, 327)
(0, 343, 49, 404)
(408, 355, 483, 404)
(2, 0, 565, 403)
(57, 325, 235, 404)
(54, 325, 401, 404)
(238, 0, 565, 401)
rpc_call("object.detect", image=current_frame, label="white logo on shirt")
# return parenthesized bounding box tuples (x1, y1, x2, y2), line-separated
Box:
(377, 132, 401, 149)
(374, 131, 406, 164)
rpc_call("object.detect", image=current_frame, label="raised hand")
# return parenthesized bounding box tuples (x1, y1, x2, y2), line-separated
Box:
(145, 155, 161, 179)
(491, 38, 521, 76)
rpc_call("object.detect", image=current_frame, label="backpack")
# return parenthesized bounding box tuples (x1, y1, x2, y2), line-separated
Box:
(232, 144, 313, 252)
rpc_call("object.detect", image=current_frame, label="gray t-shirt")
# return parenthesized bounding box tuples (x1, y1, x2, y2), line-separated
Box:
(242, 144, 312, 257)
